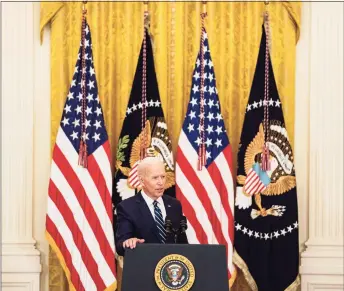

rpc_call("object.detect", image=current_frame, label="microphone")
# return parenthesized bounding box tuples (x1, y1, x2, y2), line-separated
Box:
(165, 217, 173, 236)
(179, 215, 187, 234)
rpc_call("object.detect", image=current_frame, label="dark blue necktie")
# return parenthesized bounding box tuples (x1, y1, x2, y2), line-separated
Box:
(153, 201, 166, 243)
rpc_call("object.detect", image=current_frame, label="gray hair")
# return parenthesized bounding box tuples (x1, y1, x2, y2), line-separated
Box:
(137, 156, 165, 178)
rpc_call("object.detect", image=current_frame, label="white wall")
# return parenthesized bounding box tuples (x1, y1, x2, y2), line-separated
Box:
(1, 2, 343, 291)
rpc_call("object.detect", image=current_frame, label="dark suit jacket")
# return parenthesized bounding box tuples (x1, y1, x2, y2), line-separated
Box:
(115, 192, 188, 256)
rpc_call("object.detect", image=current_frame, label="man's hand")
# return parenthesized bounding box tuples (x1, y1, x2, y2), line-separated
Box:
(122, 238, 145, 249)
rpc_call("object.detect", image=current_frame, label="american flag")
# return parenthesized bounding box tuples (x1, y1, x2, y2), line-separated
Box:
(176, 29, 235, 280)
(46, 21, 117, 291)
(244, 162, 270, 196)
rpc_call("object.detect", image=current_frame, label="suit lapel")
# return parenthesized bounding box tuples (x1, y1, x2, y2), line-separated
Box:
(162, 195, 173, 220)
(136, 192, 160, 241)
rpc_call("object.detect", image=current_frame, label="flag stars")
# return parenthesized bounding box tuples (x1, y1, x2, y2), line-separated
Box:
(85, 119, 91, 128)
(293, 221, 298, 228)
(215, 138, 222, 148)
(205, 138, 212, 147)
(86, 93, 93, 102)
(281, 229, 287, 236)
(70, 131, 78, 140)
(92, 132, 100, 142)
(72, 118, 80, 127)
(75, 105, 82, 115)
(192, 84, 199, 94)
(216, 113, 223, 122)
(208, 73, 214, 82)
(208, 86, 215, 95)
(206, 125, 213, 134)
(215, 126, 223, 135)
(207, 112, 214, 122)
(207, 60, 213, 69)
(275, 100, 281, 107)
(86, 106, 92, 116)
(149, 99, 155, 107)
(95, 107, 102, 116)
(77, 93, 83, 101)
(82, 132, 89, 141)
(274, 231, 280, 238)
(155, 100, 161, 107)
(208, 99, 215, 108)
(287, 226, 293, 233)
(89, 67, 95, 76)
(64, 104, 72, 114)
(193, 71, 200, 81)
(188, 110, 196, 120)
(61, 117, 69, 126)
(190, 97, 198, 107)
(268, 98, 274, 106)
(71, 80, 76, 87)
(187, 123, 194, 133)
(195, 137, 201, 146)
(87, 80, 95, 90)
(235, 223, 242, 231)
(94, 120, 102, 130)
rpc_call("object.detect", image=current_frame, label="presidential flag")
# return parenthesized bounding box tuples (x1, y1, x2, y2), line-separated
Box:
(176, 28, 235, 282)
(113, 30, 175, 211)
(233, 24, 300, 291)
(46, 20, 117, 290)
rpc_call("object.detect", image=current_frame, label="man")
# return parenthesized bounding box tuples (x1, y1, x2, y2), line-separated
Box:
(115, 157, 188, 256)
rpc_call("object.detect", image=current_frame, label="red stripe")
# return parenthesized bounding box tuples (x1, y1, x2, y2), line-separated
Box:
(207, 160, 234, 243)
(176, 146, 227, 246)
(175, 180, 208, 244)
(46, 216, 85, 291)
(87, 152, 113, 221)
(48, 180, 106, 290)
(246, 177, 260, 194)
(53, 145, 115, 271)
(245, 174, 259, 193)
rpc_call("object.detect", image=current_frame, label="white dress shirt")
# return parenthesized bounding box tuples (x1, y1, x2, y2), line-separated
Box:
(141, 190, 167, 222)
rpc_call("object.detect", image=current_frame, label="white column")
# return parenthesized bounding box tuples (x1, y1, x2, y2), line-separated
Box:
(298, 2, 344, 290)
(1, 2, 41, 290)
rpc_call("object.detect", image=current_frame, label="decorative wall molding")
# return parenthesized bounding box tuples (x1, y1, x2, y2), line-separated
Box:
(1, 2, 41, 290)
(299, 2, 344, 290)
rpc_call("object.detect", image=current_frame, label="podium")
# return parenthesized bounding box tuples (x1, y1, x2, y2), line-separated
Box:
(121, 244, 229, 291)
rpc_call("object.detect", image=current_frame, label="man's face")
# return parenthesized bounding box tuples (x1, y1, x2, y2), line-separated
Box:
(141, 163, 166, 199)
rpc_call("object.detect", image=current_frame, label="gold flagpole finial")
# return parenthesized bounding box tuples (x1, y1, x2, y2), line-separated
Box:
(144, 1, 148, 12)
(82, 1, 87, 12)
(264, 1, 269, 5)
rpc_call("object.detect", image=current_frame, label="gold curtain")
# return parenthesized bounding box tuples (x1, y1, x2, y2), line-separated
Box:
(40, 2, 300, 290)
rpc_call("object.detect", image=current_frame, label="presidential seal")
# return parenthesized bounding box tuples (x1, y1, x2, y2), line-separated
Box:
(155, 254, 195, 291)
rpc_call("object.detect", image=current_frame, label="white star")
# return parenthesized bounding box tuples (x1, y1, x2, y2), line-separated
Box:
(207, 60, 213, 69)
(203, 32, 208, 39)
(75, 105, 82, 115)
(126, 107, 132, 115)
(206, 125, 213, 134)
(94, 120, 102, 130)
(64, 104, 72, 114)
(207, 112, 214, 122)
(216, 113, 223, 122)
(86, 93, 93, 102)
(87, 80, 95, 90)
(208, 86, 215, 95)
(248, 230, 253, 237)
(259, 100, 263, 107)
(198, 112, 205, 119)
(208, 99, 215, 108)
(85, 25, 89, 35)
(254, 232, 260, 238)
(82, 132, 89, 141)
(89, 67, 95, 76)
(269, 98, 274, 106)
(247, 104, 252, 111)
(274, 231, 280, 238)
(70, 131, 78, 140)
(188, 110, 196, 120)
(195, 137, 201, 146)
(193, 71, 200, 81)
(82, 67, 87, 74)
(86, 106, 92, 116)
(71, 79, 76, 87)
(215, 126, 223, 135)
(197, 124, 204, 132)
(95, 95, 100, 103)
(145, 100, 149, 107)
(92, 132, 100, 142)
(293, 221, 298, 229)
(78, 53, 80, 60)
(77, 93, 83, 101)
(196, 58, 200, 67)
(203, 45, 208, 53)
(287, 226, 293, 233)
(281, 229, 287, 236)
(235, 223, 242, 231)
(200, 98, 207, 107)
(205, 138, 212, 147)
(84, 39, 90, 48)
(74, 66, 78, 74)
(85, 119, 91, 128)
(264, 233, 270, 240)
(190, 97, 198, 107)
(215, 138, 222, 148)
(202, 72, 208, 80)
(61, 117, 69, 126)
(138, 102, 143, 109)
(84, 53, 88, 60)
(95, 107, 102, 116)
(149, 99, 154, 107)
(72, 118, 80, 127)
(275, 100, 281, 107)
(242, 227, 248, 234)
(132, 104, 137, 111)
(187, 123, 194, 132)
(192, 84, 199, 94)
(208, 73, 214, 82)
(253, 101, 258, 108)
(155, 100, 161, 107)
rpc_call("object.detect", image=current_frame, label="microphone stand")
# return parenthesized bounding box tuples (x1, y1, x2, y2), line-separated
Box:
(165, 218, 187, 243)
